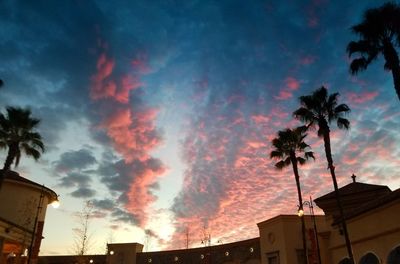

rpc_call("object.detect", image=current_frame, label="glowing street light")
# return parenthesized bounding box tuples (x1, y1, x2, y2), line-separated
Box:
(298, 196, 322, 264)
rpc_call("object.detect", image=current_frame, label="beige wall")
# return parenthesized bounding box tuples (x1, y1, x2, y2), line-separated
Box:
(329, 201, 400, 264)
(0, 181, 52, 230)
(0, 177, 57, 261)
(258, 215, 329, 264)
(106, 243, 143, 264)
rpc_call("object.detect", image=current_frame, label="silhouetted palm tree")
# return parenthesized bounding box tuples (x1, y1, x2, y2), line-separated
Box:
(347, 2, 400, 101)
(270, 126, 314, 264)
(0, 107, 45, 188)
(293, 86, 354, 263)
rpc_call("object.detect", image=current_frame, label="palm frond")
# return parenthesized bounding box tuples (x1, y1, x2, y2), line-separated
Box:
(270, 150, 283, 159)
(297, 157, 306, 165)
(23, 146, 42, 161)
(350, 58, 370, 74)
(0, 107, 45, 168)
(293, 107, 315, 126)
(305, 151, 315, 160)
(335, 104, 351, 115)
(337, 117, 350, 130)
(275, 160, 287, 170)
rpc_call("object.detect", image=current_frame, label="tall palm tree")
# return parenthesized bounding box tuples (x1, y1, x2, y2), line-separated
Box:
(293, 86, 353, 263)
(0, 107, 45, 188)
(347, 2, 400, 101)
(270, 126, 315, 264)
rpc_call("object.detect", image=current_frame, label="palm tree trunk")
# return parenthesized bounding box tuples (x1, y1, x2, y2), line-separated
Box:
(383, 41, 400, 101)
(291, 154, 308, 264)
(3, 143, 17, 171)
(322, 130, 354, 264)
(0, 143, 17, 189)
(391, 64, 400, 101)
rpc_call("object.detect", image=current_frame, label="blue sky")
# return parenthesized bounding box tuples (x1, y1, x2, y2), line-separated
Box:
(1, 0, 399, 255)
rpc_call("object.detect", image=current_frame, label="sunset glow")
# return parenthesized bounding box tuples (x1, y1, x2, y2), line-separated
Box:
(0, 0, 399, 255)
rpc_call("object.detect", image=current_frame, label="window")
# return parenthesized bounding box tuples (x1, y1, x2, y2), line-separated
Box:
(387, 246, 400, 264)
(359, 253, 379, 264)
(338, 257, 351, 264)
(266, 251, 279, 264)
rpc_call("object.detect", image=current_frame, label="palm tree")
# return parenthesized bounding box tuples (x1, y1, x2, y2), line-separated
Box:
(347, 2, 400, 101)
(0, 107, 45, 188)
(270, 126, 315, 264)
(293, 86, 354, 263)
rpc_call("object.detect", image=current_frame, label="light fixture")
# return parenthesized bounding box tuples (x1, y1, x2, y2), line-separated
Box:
(297, 209, 304, 217)
(89, 259, 93, 263)
(109, 250, 114, 255)
(51, 199, 60, 209)
(298, 196, 322, 264)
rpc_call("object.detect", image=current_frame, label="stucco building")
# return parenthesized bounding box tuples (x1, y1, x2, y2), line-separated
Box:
(0, 170, 58, 264)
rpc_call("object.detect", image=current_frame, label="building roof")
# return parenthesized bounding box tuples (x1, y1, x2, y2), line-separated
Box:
(1, 170, 58, 201)
(315, 181, 391, 203)
(332, 187, 400, 225)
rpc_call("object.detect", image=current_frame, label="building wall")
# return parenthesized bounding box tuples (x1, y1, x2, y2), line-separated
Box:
(328, 200, 400, 264)
(0, 180, 51, 232)
(0, 174, 57, 264)
(258, 215, 329, 264)
(107, 243, 143, 264)
(136, 238, 260, 264)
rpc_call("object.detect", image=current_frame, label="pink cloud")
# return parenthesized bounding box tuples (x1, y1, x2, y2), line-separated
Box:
(285, 77, 300, 91)
(89, 39, 165, 228)
(275, 90, 293, 100)
(90, 53, 116, 100)
(299, 55, 317, 65)
(91, 51, 146, 104)
(274, 77, 301, 100)
(168, 101, 342, 250)
(251, 114, 270, 124)
(346, 91, 379, 104)
(131, 52, 152, 74)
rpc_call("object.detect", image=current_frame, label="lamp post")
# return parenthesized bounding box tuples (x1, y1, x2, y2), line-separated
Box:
(27, 186, 59, 264)
(298, 196, 322, 264)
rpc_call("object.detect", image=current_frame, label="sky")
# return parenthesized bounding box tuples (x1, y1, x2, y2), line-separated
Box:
(1, 0, 400, 255)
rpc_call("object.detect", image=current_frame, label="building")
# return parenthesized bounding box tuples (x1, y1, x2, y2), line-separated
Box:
(38, 176, 399, 264)
(0, 170, 59, 264)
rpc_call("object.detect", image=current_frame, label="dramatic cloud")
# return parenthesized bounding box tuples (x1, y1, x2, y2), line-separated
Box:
(58, 172, 92, 188)
(54, 149, 97, 173)
(346, 91, 379, 105)
(71, 187, 96, 198)
(54, 149, 97, 199)
(1, 0, 399, 254)
(89, 38, 167, 227)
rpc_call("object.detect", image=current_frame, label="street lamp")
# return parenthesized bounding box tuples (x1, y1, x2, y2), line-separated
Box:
(27, 186, 59, 264)
(298, 196, 322, 264)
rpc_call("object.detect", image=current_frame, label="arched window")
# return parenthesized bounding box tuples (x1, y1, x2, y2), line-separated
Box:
(338, 258, 351, 264)
(387, 246, 400, 264)
(359, 253, 380, 264)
